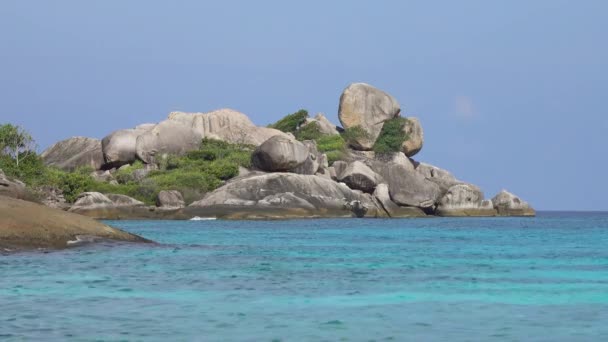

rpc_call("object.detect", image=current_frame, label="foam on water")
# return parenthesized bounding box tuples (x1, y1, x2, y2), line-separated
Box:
(1, 212, 608, 341)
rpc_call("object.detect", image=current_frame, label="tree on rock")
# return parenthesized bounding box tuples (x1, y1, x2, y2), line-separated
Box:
(0, 124, 36, 168)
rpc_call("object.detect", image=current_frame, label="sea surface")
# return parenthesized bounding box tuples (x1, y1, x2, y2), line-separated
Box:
(2, 212, 608, 341)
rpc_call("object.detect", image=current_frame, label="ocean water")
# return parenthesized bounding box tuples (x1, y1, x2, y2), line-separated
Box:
(2, 213, 608, 341)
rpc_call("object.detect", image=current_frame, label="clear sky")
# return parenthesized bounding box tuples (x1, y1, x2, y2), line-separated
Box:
(1, 0, 607, 210)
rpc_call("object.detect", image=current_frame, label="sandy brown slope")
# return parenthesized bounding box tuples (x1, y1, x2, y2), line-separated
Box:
(0, 195, 151, 250)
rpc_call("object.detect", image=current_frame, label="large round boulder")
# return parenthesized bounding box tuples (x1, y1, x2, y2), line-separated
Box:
(375, 163, 442, 209)
(337, 161, 382, 193)
(251, 136, 309, 172)
(135, 120, 203, 164)
(373, 183, 426, 218)
(402, 117, 424, 157)
(338, 83, 401, 150)
(101, 124, 154, 167)
(41, 137, 105, 171)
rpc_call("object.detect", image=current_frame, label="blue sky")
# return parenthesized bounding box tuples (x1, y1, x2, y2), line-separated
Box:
(1, 0, 607, 210)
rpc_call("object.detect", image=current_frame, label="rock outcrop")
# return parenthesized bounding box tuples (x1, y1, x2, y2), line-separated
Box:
(41, 137, 105, 171)
(435, 184, 497, 217)
(0, 169, 26, 200)
(302, 113, 339, 136)
(135, 120, 203, 164)
(0, 195, 150, 250)
(67, 192, 186, 219)
(156, 190, 185, 209)
(337, 161, 381, 193)
(338, 83, 401, 150)
(492, 190, 536, 216)
(251, 135, 309, 172)
(375, 163, 442, 209)
(168, 109, 289, 146)
(373, 184, 426, 218)
(101, 124, 154, 167)
(402, 117, 424, 157)
(186, 173, 385, 219)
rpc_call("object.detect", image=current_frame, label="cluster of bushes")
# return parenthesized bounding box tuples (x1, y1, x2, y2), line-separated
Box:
(268, 110, 348, 164)
(372, 117, 409, 153)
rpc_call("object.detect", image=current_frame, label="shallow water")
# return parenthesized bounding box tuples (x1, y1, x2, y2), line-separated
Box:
(2, 212, 608, 341)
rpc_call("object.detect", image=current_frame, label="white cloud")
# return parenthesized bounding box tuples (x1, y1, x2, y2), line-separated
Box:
(454, 96, 476, 119)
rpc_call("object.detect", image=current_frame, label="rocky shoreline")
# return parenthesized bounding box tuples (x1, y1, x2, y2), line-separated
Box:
(21, 82, 535, 220)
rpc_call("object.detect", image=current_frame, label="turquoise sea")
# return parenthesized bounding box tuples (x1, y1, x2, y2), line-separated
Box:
(2, 212, 608, 341)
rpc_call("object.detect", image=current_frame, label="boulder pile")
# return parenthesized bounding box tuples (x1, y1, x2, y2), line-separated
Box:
(39, 83, 534, 219)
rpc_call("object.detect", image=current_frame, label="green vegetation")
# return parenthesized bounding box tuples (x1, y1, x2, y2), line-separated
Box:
(341, 125, 369, 147)
(372, 117, 409, 153)
(0, 124, 254, 205)
(268, 109, 308, 134)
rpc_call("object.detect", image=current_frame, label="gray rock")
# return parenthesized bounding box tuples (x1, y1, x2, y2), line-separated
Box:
(186, 173, 385, 219)
(135, 120, 203, 164)
(375, 163, 442, 209)
(435, 184, 497, 217)
(0, 196, 150, 250)
(101, 125, 153, 167)
(337, 161, 381, 193)
(168, 108, 290, 146)
(292, 140, 321, 175)
(156, 190, 185, 209)
(338, 83, 401, 150)
(301, 113, 340, 136)
(332, 161, 348, 179)
(414, 162, 461, 192)
(41, 137, 105, 171)
(251, 136, 309, 172)
(67, 192, 178, 220)
(373, 183, 426, 218)
(492, 190, 535, 216)
(36, 186, 68, 210)
(0, 170, 26, 200)
(402, 117, 424, 157)
(106, 194, 145, 207)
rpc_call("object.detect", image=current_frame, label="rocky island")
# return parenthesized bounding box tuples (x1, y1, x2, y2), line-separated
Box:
(2, 83, 534, 222)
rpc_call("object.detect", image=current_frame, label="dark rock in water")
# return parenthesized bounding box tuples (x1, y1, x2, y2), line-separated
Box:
(492, 190, 535, 216)
(186, 173, 385, 219)
(0, 195, 151, 250)
(41, 137, 105, 171)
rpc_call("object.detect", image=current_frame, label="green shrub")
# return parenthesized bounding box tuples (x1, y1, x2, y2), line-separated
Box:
(268, 109, 309, 133)
(316, 134, 346, 152)
(295, 122, 322, 141)
(341, 125, 369, 147)
(373, 117, 409, 153)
